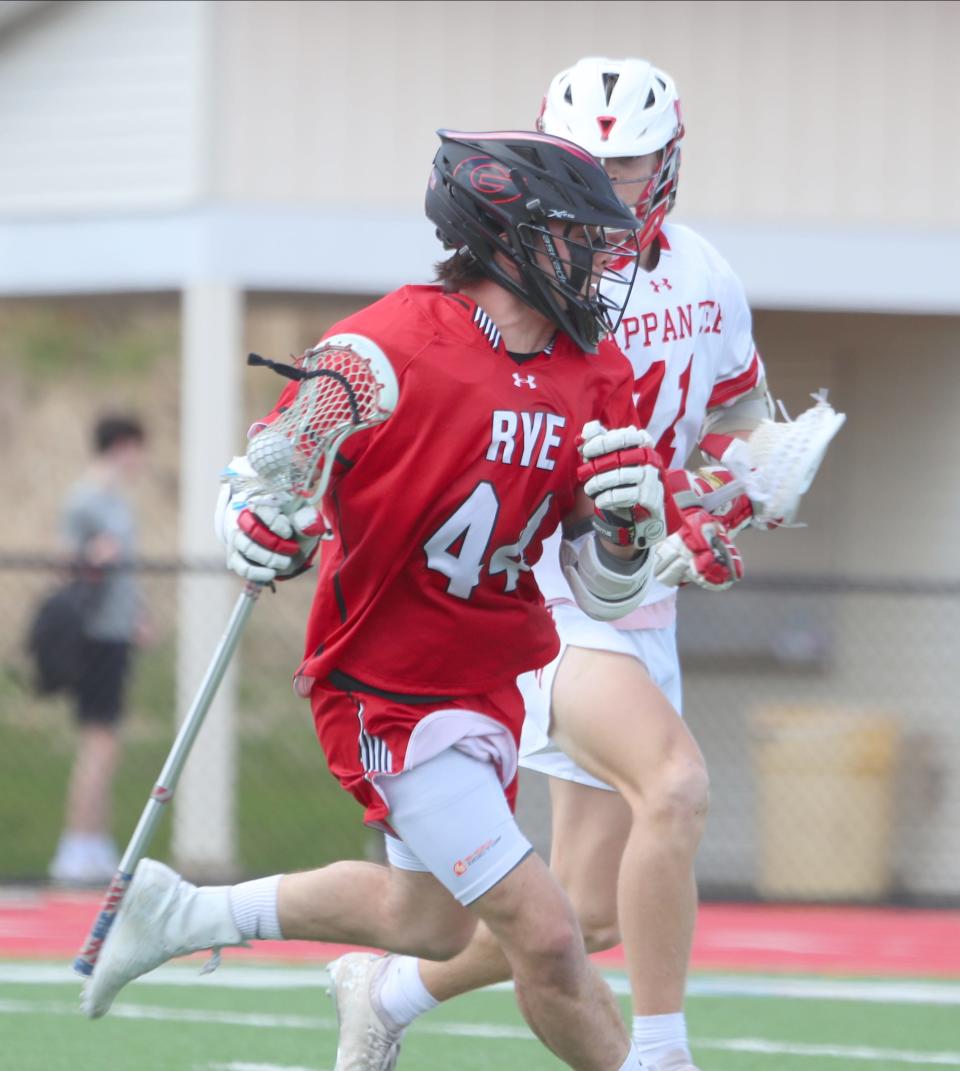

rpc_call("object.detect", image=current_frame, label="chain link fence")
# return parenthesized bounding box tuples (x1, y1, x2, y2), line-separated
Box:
(677, 577, 960, 904)
(1, 558, 378, 885)
(2, 558, 958, 904)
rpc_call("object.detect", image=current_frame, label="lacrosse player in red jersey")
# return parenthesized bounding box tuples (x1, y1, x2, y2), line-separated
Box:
(344, 58, 841, 1071)
(81, 128, 674, 1071)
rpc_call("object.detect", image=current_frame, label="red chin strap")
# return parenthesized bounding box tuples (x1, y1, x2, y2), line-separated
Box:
(630, 164, 676, 251)
(636, 201, 669, 252)
(630, 127, 682, 251)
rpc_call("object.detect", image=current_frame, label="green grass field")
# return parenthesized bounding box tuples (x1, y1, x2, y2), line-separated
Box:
(2, 960, 958, 1071)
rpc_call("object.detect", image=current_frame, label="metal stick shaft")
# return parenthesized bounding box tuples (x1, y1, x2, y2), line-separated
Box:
(74, 581, 262, 976)
(119, 581, 262, 871)
(697, 478, 747, 514)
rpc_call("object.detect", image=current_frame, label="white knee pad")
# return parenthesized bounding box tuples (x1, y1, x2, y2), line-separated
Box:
(379, 748, 533, 906)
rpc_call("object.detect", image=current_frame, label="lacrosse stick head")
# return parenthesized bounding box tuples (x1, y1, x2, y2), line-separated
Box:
(245, 333, 398, 509)
(734, 391, 846, 526)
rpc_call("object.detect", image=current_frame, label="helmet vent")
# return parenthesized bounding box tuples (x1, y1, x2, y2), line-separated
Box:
(645, 89, 656, 108)
(602, 72, 619, 105)
(513, 144, 541, 167)
(564, 84, 573, 105)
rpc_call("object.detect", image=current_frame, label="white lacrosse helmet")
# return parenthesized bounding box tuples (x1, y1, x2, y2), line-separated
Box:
(537, 57, 684, 250)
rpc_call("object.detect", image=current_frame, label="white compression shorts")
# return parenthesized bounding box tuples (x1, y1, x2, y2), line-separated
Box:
(518, 601, 683, 792)
(379, 746, 533, 906)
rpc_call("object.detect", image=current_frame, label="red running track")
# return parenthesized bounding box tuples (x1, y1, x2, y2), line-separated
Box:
(1, 890, 959, 976)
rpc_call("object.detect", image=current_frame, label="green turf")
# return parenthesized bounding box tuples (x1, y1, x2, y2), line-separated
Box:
(2, 963, 958, 1071)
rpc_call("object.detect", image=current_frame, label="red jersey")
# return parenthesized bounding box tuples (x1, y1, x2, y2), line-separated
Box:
(263, 285, 636, 697)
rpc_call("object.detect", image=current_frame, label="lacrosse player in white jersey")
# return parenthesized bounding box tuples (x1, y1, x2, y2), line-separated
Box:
(327, 57, 805, 1071)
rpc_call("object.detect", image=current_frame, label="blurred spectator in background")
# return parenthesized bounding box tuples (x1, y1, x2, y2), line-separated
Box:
(48, 415, 148, 884)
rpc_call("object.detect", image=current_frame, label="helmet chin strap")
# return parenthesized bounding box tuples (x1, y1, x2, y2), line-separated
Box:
(565, 237, 592, 295)
(539, 227, 592, 294)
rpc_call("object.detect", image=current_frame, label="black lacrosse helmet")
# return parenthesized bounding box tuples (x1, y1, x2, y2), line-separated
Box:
(425, 129, 640, 352)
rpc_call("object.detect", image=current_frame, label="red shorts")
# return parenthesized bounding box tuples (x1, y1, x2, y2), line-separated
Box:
(309, 674, 525, 831)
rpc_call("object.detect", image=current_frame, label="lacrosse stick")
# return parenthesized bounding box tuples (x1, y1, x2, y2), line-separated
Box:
(697, 390, 846, 527)
(74, 332, 398, 978)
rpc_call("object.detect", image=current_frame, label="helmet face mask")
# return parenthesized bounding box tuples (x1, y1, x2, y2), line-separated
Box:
(538, 57, 685, 250)
(516, 219, 638, 348)
(425, 130, 641, 351)
(605, 138, 682, 251)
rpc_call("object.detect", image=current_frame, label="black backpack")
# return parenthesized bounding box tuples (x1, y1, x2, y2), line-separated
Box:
(26, 580, 98, 694)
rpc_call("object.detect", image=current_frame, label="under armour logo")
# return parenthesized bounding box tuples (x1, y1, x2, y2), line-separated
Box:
(512, 373, 537, 388)
(649, 278, 672, 293)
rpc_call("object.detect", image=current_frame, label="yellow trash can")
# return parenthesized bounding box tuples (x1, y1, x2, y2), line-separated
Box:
(751, 706, 899, 900)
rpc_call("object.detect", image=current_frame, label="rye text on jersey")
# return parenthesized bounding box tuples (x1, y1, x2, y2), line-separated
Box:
(486, 411, 567, 471)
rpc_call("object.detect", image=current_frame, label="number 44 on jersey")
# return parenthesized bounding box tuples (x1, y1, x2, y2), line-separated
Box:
(425, 407, 566, 600)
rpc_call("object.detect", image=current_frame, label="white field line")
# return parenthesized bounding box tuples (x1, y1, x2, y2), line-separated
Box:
(696, 1037, 960, 1067)
(2, 997, 960, 1068)
(4, 962, 960, 1006)
(208, 1064, 322, 1071)
(686, 975, 960, 1007)
(0, 999, 338, 1030)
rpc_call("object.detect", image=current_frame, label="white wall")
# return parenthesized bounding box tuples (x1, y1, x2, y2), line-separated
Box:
(2, 1, 958, 312)
(209, 0, 960, 229)
(0, 0, 208, 214)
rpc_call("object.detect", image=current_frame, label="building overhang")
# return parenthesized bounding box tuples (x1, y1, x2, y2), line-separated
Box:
(0, 204, 957, 315)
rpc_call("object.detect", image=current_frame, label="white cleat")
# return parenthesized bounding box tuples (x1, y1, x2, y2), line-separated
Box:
(327, 952, 405, 1071)
(81, 858, 244, 1019)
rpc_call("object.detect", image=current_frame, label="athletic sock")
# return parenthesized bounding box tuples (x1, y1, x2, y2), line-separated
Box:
(616, 1042, 644, 1071)
(632, 1012, 690, 1065)
(373, 955, 438, 1028)
(228, 874, 284, 940)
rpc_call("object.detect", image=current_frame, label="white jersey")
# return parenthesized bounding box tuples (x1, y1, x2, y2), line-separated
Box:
(535, 221, 765, 627)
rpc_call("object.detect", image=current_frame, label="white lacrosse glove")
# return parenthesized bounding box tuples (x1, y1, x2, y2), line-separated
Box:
(577, 422, 668, 551)
(215, 457, 326, 583)
(654, 467, 751, 592)
(655, 512, 744, 591)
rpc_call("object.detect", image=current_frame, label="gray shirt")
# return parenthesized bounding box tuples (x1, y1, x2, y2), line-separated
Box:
(61, 480, 140, 642)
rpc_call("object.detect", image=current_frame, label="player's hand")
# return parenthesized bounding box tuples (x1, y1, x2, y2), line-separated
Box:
(577, 421, 667, 550)
(215, 484, 325, 583)
(654, 509, 744, 591)
(654, 467, 749, 591)
(698, 433, 780, 530)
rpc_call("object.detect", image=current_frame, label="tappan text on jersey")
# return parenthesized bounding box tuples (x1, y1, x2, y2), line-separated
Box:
(621, 299, 724, 350)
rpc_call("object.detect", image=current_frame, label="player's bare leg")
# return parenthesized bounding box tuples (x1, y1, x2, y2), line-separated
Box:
(550, 645, 707, 1061)
(328, 854, 637, 1071)
(81, 857, 476, 1019)
(64, 724, 121, 835)
(414, 922, 505, 999)
(375, 651, 703, 1066)
(326, 746, 642, 1071)
(279, 865, 475, 1071)
(377, 747, 638, 1071)
(467, 851, 635, 1071)
(277, 863, 475, 958)
(417, 781, 629, 1002)
(414, 649, 703, 996)
(52, 724, 122, 882)
(545, 777, 632, 952)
